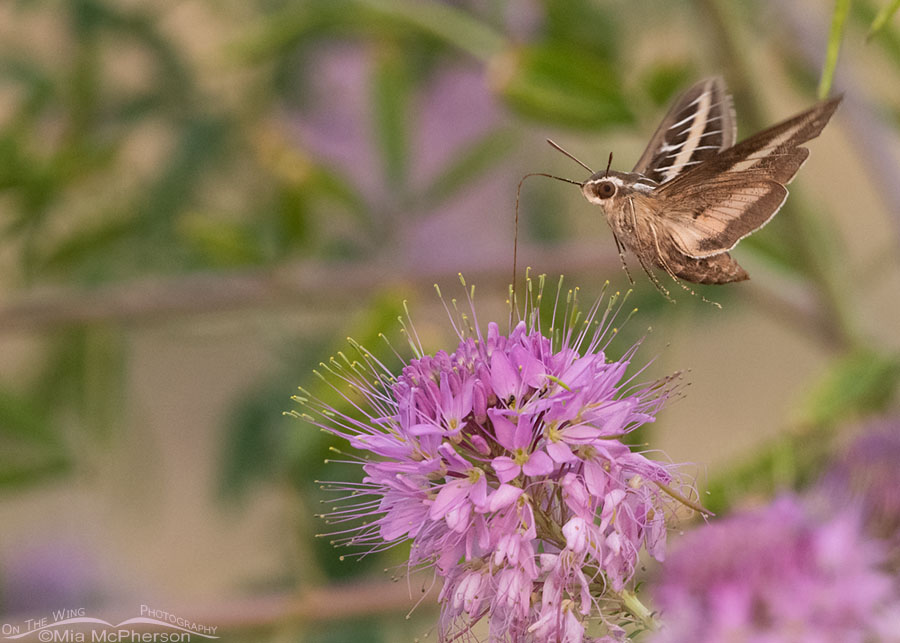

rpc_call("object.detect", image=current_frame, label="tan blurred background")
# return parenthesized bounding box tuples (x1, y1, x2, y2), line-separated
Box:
(1, 0, 899, 641)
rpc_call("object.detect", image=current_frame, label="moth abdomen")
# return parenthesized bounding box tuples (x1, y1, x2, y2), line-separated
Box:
(669, 251, 749, 285)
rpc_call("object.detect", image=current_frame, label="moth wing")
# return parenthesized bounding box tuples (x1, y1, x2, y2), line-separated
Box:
(656, 95, 841, 258)
(632, 77, 736, 184)
(660, 179, 788, 258)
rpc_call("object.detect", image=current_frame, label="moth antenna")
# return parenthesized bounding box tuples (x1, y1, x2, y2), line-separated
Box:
(604, 152, 613, 178)
(513, 172, 584, 295)
(546, 139, 594, 174)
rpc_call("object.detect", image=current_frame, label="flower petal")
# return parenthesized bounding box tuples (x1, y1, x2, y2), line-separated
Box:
(439, 442, 470, 472)
(491, 456, 521, 483)
(512, 414, 534, 449)
(468, 471, 488, 507)
(408, 422, 444, 436)
(490, 349, 519, 400)
(522, 450, 555, 477)
(429, 479, 469, 520)
(583, 461, 608, 497)
(486, 483, 524, 512)
(512, 344, 546, 389)
(547, 440, 577, 463)
(563, 517, 588, 553)
(488, 408, 518, 451)
(587, 399, 635, 434)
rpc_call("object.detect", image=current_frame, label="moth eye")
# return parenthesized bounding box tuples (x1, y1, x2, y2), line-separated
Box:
(594, 181, 616, 199)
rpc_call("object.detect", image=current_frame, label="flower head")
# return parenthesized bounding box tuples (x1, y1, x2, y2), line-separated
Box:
(294, 276, 694, 642)
(650, 495, 896, 643)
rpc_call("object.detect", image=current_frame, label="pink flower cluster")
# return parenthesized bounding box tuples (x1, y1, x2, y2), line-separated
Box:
(296, 282, 693, 642)
(820, 417, 900, 563)
(650, 496, 897, 643)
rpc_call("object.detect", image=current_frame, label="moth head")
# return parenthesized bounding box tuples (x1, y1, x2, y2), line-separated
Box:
(584, 179, 618, 201)
(581, 172, 655, 208)
(581, 173, 628, 208)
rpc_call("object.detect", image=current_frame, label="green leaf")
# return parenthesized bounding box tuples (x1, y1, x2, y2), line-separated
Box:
(140, 116, 228, 227)
(0, 389, 70, 491)
(33, 326, 125, 442)
(418, 128, 518, 208)
(703, 429, 834, 515)
(372, 46, 413, 189)
(178, 213, 266, 266)
(235, 0, 504, 64)
(357, 0, 504, 61)
(818, 0, 851, 99)
(308, 167, 369, 221)
(274, 184, 312, 252)
(542, 0, 621, 62)
(852, 0, 900, 67)
(867, 0, 900, 40)
(491, 44, 632, 130)
(0, 457, 70, 489)
(219, 383, 295, 500)
(0, 388, 55, 445)
(640, 63, 696, 107)
(74, 326, 127, 442)
(520, 179, 567, 245)
(798, 349, 900, 428)
(36, 214, 137, 277)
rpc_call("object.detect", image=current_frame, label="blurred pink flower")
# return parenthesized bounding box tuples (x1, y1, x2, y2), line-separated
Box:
(650, 495, 897, 643)
(820, 417, 900, 565)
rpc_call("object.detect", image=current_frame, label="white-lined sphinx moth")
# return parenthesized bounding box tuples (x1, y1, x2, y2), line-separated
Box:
(552, 77, 841, 291)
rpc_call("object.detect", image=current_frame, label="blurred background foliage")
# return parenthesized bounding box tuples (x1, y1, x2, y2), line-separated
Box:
(1, 0, 900, 640)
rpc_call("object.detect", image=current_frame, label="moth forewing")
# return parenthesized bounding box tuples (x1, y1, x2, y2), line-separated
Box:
(656, 95, 842, 260)
(632, 77, 737, 184)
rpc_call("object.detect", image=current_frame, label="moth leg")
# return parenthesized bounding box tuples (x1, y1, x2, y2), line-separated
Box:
(634, 245, 674, 302)
(624, 197, 674, 301)
(610, 229, 635, 285)
(647, 221, 722, 309)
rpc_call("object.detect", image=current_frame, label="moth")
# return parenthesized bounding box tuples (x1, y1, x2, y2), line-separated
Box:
(546, 77, 841, 293)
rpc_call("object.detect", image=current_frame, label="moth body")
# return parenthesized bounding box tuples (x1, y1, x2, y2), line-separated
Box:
(581, 170, 748, 284)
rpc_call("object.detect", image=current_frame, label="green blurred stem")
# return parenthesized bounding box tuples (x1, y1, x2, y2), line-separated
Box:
(356, 0, 505, 62)
(619, 589, 660, 632)
(867, 0, 900, 40)
(696, 0, 861, 352)
(819, 0, 851, 98)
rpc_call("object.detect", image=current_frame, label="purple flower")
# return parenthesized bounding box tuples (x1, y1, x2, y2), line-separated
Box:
(819, 417, 900, 567)
(295, 277, 694, 642)
(650, 496, 897, 643)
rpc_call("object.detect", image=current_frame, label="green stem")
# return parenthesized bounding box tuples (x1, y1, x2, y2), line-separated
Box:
(867, 0, 900, 40)
(619, 589, 660, 632)
(819, 0, 852, 98)
(533, 506, 566, 548)
(654, 480, 712, 517)
(695, 0, 862, 353)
